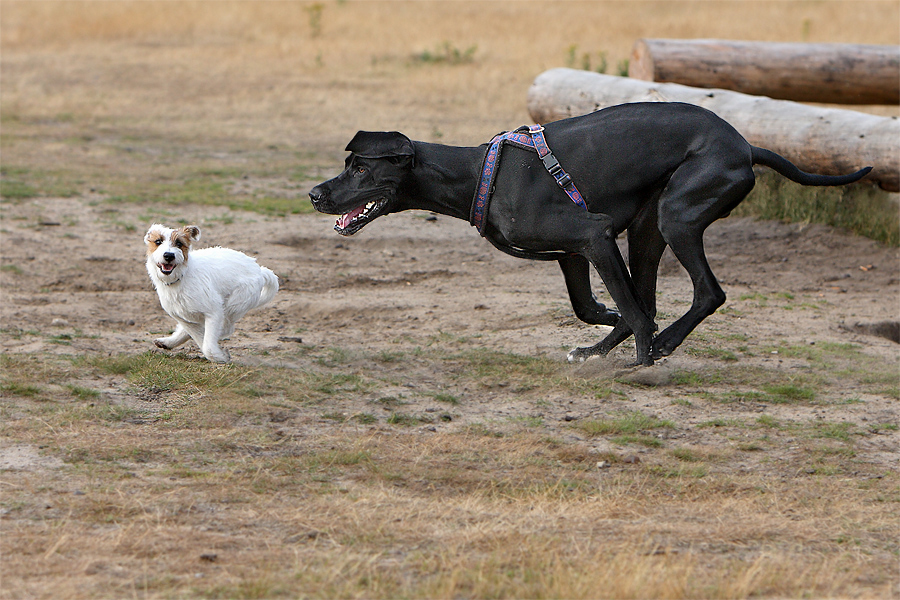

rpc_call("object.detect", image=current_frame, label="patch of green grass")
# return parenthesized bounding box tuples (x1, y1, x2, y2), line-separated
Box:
(733, 172, 899, 246)
(66, 385, 101, 401)
(511, 415, 544, 428)
(371, 395, 405, 407)
(644, 464, 708, 479)
(311, 373, 369, 397)
(386, 412, 420, 427)
(321, 412, 349, 422)
(108, 172, 316, 217)
(762, 384, 816, 403)
(353, 413, 377, 425)
(697, 418, 743, 429)
(316, 347, 354, 367)
(431, 392, 460, 405)
(612, 434, 663, 448)
(0, 264, 24, 275)
(811, 421, 857, 443)
(737, 441, 766, 452)
(756, 415, 781, 429)
(709, 390, 770, 404)
(0, 166, 80, 200)
(685, 347, 739, 362)
(672, 369, 725, 386)
(413, 41, 477, 65)
(375, 350, 405, 363)
(85, 352, 250, 393)
(564, 44, 619, 74)
(0, 179, 38, 200)
(576, 410, 675, 437)
(670, 448, 701, 462)
(461, 423, 504, 438)
(47, 333, 74, 346)
(450, 348, 557, 380)
(1, 381, 43, 398)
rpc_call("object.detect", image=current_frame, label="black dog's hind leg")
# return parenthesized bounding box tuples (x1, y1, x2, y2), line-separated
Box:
(568, 204, 667, 361)
(650, 161, 756, 360)
(558, 254, 620, 326)
(569, 217, 657, 366)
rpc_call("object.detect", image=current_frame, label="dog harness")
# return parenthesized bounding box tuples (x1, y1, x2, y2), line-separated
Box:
(470, 124, 587, 235)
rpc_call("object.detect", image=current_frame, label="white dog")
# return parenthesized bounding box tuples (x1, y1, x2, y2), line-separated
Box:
(144, 224, 279, 363)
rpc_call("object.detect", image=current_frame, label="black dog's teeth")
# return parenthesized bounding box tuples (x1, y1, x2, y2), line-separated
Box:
(351, 201, 377, 224)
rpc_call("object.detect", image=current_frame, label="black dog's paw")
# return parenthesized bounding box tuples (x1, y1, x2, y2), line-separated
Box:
(567, 346, 598, 363)
(577, 306, 621, 327)
(595, 309, 621, 327)
(649, 336, 675, 361)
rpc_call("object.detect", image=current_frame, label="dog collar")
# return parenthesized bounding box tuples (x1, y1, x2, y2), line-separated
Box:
(163, 276, 182, 286)
(470, 124, 587, 235)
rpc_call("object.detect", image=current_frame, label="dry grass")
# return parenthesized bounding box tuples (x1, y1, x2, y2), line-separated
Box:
(2, 343, 897, 598)
(3, 415, 897, 598)
(2, 1, 899, 598)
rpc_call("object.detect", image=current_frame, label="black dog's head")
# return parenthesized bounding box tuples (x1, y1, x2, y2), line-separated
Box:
(309, 131, 415, 236)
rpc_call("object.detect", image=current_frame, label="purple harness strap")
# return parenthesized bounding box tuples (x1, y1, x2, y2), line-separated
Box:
(470, 124, 587, 235)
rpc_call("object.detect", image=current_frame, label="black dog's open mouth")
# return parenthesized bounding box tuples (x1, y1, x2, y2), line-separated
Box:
(158, 263, 176, 276)
(334, 198, 388, 236)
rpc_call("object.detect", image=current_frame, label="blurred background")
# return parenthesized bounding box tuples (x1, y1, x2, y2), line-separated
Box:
(2, 1, 898, 181)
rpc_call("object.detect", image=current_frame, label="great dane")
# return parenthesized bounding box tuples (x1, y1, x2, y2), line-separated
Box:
(309, 102, 871, 366)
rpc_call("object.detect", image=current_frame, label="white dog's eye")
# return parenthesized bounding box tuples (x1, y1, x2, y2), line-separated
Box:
(155, 239, 163, 246)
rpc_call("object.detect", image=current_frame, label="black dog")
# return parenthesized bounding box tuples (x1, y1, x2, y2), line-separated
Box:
(309, 102, 871, 365)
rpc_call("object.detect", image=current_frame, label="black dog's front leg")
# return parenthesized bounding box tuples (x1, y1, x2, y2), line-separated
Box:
(567, 205, 667, 364)
(571, 220, 657, 366)
(558, 254, 620, 327)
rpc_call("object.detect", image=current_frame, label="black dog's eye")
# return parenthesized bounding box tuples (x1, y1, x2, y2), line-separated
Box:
(155, 239, 163, 246)
(175, 241, 183, 248)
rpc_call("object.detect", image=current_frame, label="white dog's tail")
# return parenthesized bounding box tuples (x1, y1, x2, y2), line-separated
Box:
(257, 267, 279, 308)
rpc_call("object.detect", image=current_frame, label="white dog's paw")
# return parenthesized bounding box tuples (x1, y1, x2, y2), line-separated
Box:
(155, 339, 175, 350)
(204, 348, 231, 364)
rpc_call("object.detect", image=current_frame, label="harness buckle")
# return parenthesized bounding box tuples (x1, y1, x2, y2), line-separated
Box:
(541, 153, 560, 172)
(556, 173, 573, 188)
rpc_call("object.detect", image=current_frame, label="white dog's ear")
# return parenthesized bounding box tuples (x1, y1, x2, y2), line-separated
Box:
(183, 226, 201, 241)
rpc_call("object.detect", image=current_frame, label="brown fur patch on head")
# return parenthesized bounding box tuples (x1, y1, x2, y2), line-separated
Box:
(171, 226, 199, 262)
(181, 225, 201, 242)
(144, 225, 168, 257)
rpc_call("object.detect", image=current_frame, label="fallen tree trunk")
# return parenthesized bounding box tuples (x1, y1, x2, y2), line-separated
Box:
(527, 68, 899, 192)
(629, 39, 900, 105)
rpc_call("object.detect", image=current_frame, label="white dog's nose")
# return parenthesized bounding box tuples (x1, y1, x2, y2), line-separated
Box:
(163, 252, 176, 262)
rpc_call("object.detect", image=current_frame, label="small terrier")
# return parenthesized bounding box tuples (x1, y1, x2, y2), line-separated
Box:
(144, 224, 279, 363)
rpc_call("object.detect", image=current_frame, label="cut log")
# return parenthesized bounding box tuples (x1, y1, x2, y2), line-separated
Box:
(629, 39, 900, 105)
(527, 68, 899, 192)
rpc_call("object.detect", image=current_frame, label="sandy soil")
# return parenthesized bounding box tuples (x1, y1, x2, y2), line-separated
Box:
(2, 190, 897, 471)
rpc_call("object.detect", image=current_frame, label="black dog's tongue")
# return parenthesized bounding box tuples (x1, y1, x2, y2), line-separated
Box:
(336, 206, 366, 232)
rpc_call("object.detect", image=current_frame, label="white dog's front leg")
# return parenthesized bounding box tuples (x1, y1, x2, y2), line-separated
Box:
(201, 311, 230, 363)
(155, 323, 191, 350)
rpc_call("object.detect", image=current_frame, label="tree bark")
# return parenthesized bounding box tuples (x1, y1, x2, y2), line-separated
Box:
(527, 69, 899, 192)
(629, 39, 900, 105)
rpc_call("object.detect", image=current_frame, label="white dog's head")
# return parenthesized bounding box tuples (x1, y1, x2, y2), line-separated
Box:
(144, 224, 201, 281)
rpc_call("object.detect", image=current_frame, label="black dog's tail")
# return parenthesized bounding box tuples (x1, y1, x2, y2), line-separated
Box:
(751, 146, 873, 187)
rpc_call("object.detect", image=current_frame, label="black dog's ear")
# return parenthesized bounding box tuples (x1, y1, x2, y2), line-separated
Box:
(346, 131, 415, 164)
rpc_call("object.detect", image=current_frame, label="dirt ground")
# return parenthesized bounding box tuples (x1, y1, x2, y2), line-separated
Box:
(2, 190, 898, 463)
